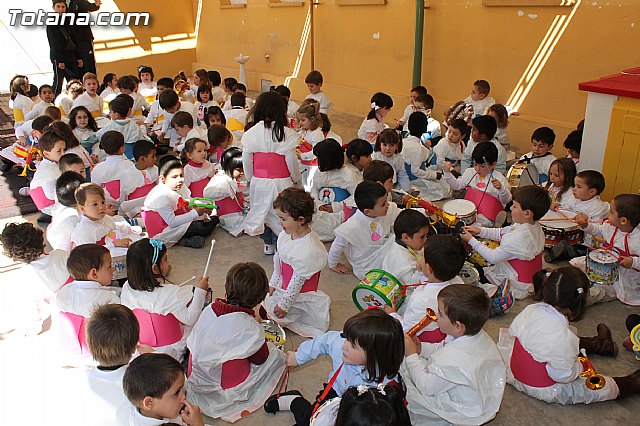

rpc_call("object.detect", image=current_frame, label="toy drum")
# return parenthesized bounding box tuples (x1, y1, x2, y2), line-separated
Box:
(586, 249, 619, 285)
(507, 162, 539, 188)
(443, 199, 477, 226)
(261, 320, 286, 350)
(352, 269, 405, 311)
(540, 209, 583, 248)
(467, 239, 501, 267)
(111, 254, 127, 280)
(459, 262, 480, 285)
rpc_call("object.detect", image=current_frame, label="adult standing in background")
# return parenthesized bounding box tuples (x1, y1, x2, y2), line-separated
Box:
(68, 0, 101, 78)
(47, 0, 81, 97)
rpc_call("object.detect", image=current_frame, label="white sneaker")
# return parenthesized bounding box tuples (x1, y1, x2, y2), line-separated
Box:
(263, 244, 275, 255)
(18, 186, 30, 197)
(494, 211, 508, 228)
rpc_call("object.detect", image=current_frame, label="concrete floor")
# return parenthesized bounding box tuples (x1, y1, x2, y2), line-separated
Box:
(1, 106, 638, 425)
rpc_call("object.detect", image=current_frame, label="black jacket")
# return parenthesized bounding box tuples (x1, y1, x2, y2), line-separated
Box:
(68, 0, 99, 47)
(46, 23, 78, 63)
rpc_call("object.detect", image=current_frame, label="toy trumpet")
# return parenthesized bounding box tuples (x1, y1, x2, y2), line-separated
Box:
(405, 195, 459, 228)
(14, 144, 41, 177)
(578, 349, 606, 390)
(407, 308, 437, 337)
(177, 197, 218, 210)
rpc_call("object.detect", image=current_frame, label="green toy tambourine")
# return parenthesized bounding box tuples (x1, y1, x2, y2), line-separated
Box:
(352, 269, 405, 311)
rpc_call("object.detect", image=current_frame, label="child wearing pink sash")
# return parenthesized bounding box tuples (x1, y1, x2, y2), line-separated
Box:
(29, 130, 66, 216)
(241, 91, 300, 254)
(502, 267, 640, 405)
(296, 101, 325, 191)
(461, 185, 549, 300)
(264, 187, 329, 337)
(118, 140, 158, 218)
(444, 142, 511, 227)
(181, 138, 215, 198)
(121, 239, 209, 362)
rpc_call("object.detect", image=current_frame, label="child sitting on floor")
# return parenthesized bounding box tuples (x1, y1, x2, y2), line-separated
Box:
(431, 118, 467, 173)
(520, 127, 557, 185)
(187, 262, 286, 422)
(358, 92, 392, 145)
(461, 185, 550, 300)
(29, 130, 66, 218)
(96, 97, 151, 160)
(372, 129, 411, 194)
(264, 187, 330, 337)
(403, 284, 506, 425)
(181, 138, 215, 198)
(47, 171, 84, 251)
(344, 138, 372, 179)
(118, 140, 158, 219)
(460, 115, 507, 174)
(172, 111, 207, 153)
(207, 124, 234, 165)
(58, 153, 86, 180)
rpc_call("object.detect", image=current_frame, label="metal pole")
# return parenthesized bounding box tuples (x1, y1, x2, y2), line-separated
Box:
(310, 1, 315, 71)
(413, 0, 424, 87)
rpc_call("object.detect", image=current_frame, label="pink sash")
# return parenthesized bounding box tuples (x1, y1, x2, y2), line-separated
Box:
(510, 338, 556, 388)
(103, 180, 121, 201)
(508, 254, 542, 284)
(128, 183, 156, 200)
(221, 358, 251, 390)
(188, 178, 209, 198)
(141, 207, 188, 237)
(417, 328, 446, 343)
(57, 312, 90, 355)
(465, 186, 503, 222)
(216, 196, 243, 216)
(281, 261, 320, 293)
(30, 186, 55, 210)
(253, 152, 290, 178)
(133, 309, 183, 347)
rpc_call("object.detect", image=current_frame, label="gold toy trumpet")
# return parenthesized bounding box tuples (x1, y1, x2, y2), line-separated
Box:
(407, 308, 438, 337)
(578, 349, 606, 390)
(405, 195, 459, 228)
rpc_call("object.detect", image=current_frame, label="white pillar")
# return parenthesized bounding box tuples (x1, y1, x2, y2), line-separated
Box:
(580, 92, 617, 172)
(234, 54, 250, 89)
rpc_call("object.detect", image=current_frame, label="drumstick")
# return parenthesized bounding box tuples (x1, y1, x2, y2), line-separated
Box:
(203, 239, 216, 277)
(178, 275, 197, 286)
(557, 209, 572, 220)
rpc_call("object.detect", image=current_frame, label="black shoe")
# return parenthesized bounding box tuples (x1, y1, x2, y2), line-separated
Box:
(37, 213, 52, 224)
(177, 235, 205, 248)
(544, 240, 568, 263)
(264, 390, 302, 414)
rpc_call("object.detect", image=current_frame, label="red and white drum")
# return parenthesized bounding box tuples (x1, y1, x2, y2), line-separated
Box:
(540, 209, 583, 248)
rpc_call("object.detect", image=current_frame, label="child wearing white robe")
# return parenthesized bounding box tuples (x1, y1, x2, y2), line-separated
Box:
(91, 153, 145, 209)
(372, 130, 411, 193)
(430, 119, 467, 172)
(48, 172, 84, 251)
(187, 263, 286, 422)
(402, 284, 506, 425)
(73, 91, 103, 118)
(30, 157, 62, 215)
(357, 93, 393, 146)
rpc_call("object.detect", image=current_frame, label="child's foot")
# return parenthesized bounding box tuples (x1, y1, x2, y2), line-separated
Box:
(263, 244, 276, 255)
(494, 211, 508, 228)
(18, 186, 30, 197)
(544, 240, 568, 263)
(264, 390, 302, 414)
(177, 235, 205, 248)
(36, 213, 52, 223)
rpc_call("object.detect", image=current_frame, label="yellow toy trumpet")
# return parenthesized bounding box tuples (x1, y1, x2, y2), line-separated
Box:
(407, 308, 438, 337)
(578, 349, 606, 390)
(405, 195, 459, 228)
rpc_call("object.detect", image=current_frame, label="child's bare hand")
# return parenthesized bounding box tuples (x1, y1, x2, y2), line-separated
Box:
(401, 194, 411, 205)
(384, 304, 396, 314)
(274, 305, 287, 318)
(404, 333, 419, 356)
(195, 276, 209, 290)
(464, 226, 481, 236)
(417, 258, 428, 275)
(106, 204, 116, 216)
(286, 351, 299, 367)
(460, 231, 474, 243)
(193, 206, 209, 216)
(319, 204, 333, 213)
(444, 161, 453, 172)
(181, 400, 205, 426)
(551, 201, 560, 211)
(17, 136, 27, 147)
(114, 238, 131, 247)
(574, 213, 589, 228)
(620, 256, 633, 268)
(331, 262, 350, 274)
(90, 154, 99, 164)
(136, 343, 155, 354)
(491, 179, 502, 190)
(269, 286, 276, 296)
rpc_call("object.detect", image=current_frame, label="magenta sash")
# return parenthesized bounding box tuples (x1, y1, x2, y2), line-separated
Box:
(253, 152, 290, 178)
(510, 337, 556, 388)
(281, 261, 320, 293)
(465, 186, 504, 222)
(133, 309, 183, 347)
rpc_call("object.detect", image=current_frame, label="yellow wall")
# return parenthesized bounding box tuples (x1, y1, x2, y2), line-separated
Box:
(194, 0, 640, 157)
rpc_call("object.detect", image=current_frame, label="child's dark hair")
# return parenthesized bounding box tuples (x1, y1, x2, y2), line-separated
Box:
(39, 84, 53, 95)
(75, 182, 105, 206)
(563, 129, 582, 154)
(97, 73, 116, 95)
(156, 77, 173, 90)
(230, 92, 246, 108)
(533, 266, 589, 322)
(159, 89, 179, 111)
(171, 111, 193, 129)
(208, 70, 222, 87)
(208, 124, 232, 148)
(449, 118, 469, 137)
(438, 284, 489, 335)
(367, 92, 393, 121)
(305, 70, 323, 85)
(374, 129, 402, 153)
(126, 238, 169, 291)
(38, 130, 65, 152)
(67, 244, 110, 280)
(58, 153, 84, 172)
(474, 79, 491, 95)
(205, 106, 226, 127)
(32, 115, 54, 133)
(320, 112, 332, 133)
(223, 77, 238, 91)
(247, 91, 288, 142)
(363, 160, 394, 184)
(232, 82, 247, 93)
(116, 75, 136, 92)
(313, 138, 344, 172)
(471, 142, 498, 165)
(342, 309, 404, 382)
(513, 185, 551, 221)
(133, 140, 156, 161)
(87, 304, 139, 367)
(123, 353, 184, 405)
(221, 147, 243, 177)
(548, 158, 576, 202)
(196, 84, 211, 103)
(273, 186, 315, 225)
(69, 106, 98, 131)
(116, 93, 135, 110)
(273, 84, 291, 98)
(576, 170, 605, 195)
(334, 383, 410, 426)
(100, 130, 125, 155)
(472, 115, 497, 140)
(138, 65, 154, 80)
(394, 209, 429, 240)
(44, 105, 63, 121)
(28, 84, 39, 98)
(354, 181, 387, 212)
(46, 121, 80, 149)
(613, 194, 640, 228)
(109, 97, 130, 118)
(180, 138, 207, 164)
(407, 111, 428, 138)
(158, 156, 183, 178)
(487, 104, 508, 127)
(415, 94, 434, 110)
(424, 235, 466, 281)
(411, 85, 428, 96)
(0, 222, 44, 263)
(225, 262, 269, 309)
(531, 127, 555, 146)
(56, 171, 84, 207)
(346, 138, 373, 163)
